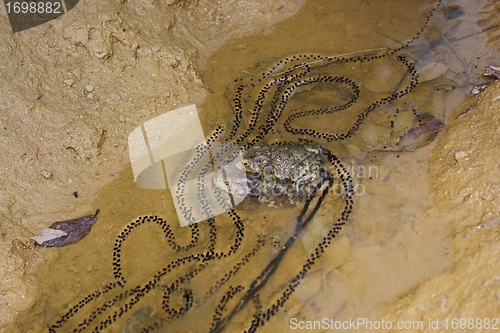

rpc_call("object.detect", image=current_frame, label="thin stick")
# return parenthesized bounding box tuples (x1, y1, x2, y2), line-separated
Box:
(436, 27, 468, 70)
(13, 182, 29, 191)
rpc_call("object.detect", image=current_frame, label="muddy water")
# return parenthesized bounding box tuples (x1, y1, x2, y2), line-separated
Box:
(18, 0, 499, 332)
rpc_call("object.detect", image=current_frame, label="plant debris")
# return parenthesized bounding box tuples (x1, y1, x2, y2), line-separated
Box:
(396, 120, 445, 151)
(444, 5, 464, 21)
(31, 209, 100, 247)
(484, 66, 500, 80)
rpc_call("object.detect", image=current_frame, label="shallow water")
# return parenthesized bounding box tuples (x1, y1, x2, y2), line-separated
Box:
(19, 0, 500, 332)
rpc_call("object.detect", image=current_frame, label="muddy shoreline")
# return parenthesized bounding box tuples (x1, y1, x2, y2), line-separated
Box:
(1, 0, 499, 331)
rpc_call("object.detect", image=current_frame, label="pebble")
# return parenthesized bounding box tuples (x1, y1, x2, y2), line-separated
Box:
(454, 150, 470, 162)
(64, 79, 75, 87)
(471, 83, 488, 95)
(114, 92, 122, 102)
(72, 68, 81, 77)
(84, 85, 94, 93)
(41, 170, 52, 179)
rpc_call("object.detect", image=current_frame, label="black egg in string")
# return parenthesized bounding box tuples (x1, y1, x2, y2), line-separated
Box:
(49, 1, 446, 332)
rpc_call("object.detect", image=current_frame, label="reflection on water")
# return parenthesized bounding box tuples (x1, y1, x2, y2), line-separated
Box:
(22, 0, 500, 332)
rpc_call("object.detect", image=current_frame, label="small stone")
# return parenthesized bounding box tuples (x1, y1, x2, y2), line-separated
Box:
(454, 150, 469, 162)
(64, 79, 75, 87)
(41, 170, 52, 179)
(66, 263, 78, 272)
(114, 92, 122, 102)
(471, 83, 488, 95)
(86, 93, 94, 99)
(84, 85, 94, 93)
(72, 68, 81, 78)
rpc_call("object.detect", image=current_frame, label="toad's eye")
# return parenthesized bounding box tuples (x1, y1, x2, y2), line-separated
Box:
(224, 180, 231, 186)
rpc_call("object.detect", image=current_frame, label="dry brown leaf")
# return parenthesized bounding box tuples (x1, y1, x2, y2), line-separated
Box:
(419, 62, 449, 82)
(484, 66, 500, 79)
